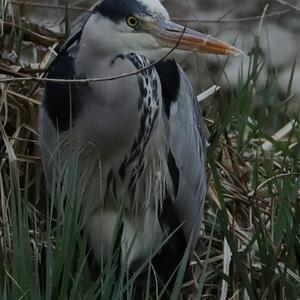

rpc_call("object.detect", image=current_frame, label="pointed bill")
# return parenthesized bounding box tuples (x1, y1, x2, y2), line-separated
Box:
(152, 21, 243, 56)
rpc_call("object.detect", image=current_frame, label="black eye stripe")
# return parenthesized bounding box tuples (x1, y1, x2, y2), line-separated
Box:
(94, 0, 148, 23)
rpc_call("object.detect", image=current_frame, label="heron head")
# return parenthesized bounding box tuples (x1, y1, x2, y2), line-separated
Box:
(81, 0, 242, 60)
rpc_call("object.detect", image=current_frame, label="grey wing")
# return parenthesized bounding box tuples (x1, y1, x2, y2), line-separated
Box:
(168, 66, 207, 249)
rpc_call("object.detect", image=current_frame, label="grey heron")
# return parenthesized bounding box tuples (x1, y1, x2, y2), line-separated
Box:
(40, 0, 242, 291)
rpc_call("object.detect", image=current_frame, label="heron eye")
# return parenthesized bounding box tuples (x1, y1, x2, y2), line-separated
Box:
(126, 16, 138, 28)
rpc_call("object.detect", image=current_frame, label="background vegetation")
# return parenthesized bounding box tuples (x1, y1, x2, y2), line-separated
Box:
(0, 0, 300, 299)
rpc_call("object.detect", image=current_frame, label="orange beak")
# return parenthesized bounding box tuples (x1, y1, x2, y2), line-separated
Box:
(152, 20, 243, 56)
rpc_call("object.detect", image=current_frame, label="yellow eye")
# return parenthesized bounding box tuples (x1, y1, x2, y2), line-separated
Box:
(126, 16, 138, 28)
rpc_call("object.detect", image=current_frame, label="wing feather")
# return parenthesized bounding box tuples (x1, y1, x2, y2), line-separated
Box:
(166, 65, 207, 249)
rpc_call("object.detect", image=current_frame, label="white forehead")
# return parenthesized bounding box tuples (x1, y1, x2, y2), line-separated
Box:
(136, 0, 169, 20)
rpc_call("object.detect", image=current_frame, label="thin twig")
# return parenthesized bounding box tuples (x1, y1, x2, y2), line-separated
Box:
(0, 26, 187, 84)
(197, 85, 220, 103)
(261, 119, 297, 151)
(7, 90, 41, 106)
(173, 9, 291, 23)
(3, 21, 63, 47)
(0, 65, 30, 78)
(10, 0, 91, 12)
(258, 4, 270, 34)
(216, 5, 240, 22)
(248, 172, 300, 197)
(276, 0, 300, 13)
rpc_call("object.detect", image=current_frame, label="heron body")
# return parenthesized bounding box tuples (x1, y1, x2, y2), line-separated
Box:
(40, 0, 241, 286)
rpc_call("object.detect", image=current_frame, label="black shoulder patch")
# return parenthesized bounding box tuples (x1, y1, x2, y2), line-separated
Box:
(154, 59, 180, 118)
(61, 29, 83, 53)
(154, 196, 187, 285)
(43, 52, 88, 132)
(93, 0, 148, 23)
